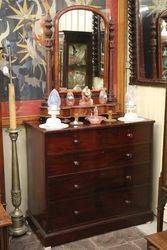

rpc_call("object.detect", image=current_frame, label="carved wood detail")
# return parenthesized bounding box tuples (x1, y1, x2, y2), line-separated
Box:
(128, 0, 166, 86)
(92, 14, 101, 77)
(128, 0, 137, 84)
(108, 17, 117, 103)
(43, 11, 53, 100)
(54, 5, 111, 92)
(150, 15, 157, 79)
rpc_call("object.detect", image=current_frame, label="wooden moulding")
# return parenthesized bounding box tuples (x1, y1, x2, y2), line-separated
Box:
(128, 0, 166, 86)
(40, 103, 118, 119)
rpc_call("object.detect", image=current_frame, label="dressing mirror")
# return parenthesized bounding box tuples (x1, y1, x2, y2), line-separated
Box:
(58, 10, 105, 90)
(54, 5, 112, 94)
(128, 0, 167, 86)
(42, 5, 117, 118)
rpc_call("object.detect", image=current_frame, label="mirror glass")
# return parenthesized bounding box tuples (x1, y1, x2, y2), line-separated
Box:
(137, 0, 155, 79)
(136, 0, 167, 81)
(58, 9, 105, 90)
(160, 18, 167, 79)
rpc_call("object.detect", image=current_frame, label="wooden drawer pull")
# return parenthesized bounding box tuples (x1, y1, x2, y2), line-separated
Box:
(125, 200, 132, 205)
(73, 210, 80, 215)
(73, 161, 80, 167)
(126, 132, 134, 138)
(125, 175, 132, 181)
(74, 184, 80, 190)
(73, 139, 79, 144)
(125, 153, 133, 159)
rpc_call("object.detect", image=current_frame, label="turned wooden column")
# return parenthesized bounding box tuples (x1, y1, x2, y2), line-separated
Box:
(150, 15, 157, 79)
(43, 11, 53, 100)
(108, 17, 117, 103)
(127, 0, 137, 84)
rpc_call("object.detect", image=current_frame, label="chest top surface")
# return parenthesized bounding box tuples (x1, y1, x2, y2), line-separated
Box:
(25, 120, 154, 134)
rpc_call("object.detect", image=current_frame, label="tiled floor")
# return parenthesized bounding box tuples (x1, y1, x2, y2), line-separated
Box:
(10, 226, 146, 250)
(9, 218, 167, 250)
(137, 218, 167, 235)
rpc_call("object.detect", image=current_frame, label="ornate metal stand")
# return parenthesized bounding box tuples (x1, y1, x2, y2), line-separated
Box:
(8, 129, 28, 236)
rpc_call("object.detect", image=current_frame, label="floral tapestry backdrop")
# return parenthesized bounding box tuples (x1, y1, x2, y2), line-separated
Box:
(0, 0, 107, 101)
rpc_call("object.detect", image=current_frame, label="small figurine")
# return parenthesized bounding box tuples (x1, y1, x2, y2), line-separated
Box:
(86, 106, 105, 125)
(79, 86, 93, 106)
(66, 90, 75, 106)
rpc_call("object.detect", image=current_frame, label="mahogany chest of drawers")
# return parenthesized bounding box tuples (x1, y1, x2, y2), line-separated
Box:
(26, 120, 154, 247)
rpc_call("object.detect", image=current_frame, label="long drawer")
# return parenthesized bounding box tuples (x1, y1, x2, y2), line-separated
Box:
(47, 144, 151, 176)
(47, 163, 150, 202)
(43, 186, 150, 232)
(45, 124, 152, 155)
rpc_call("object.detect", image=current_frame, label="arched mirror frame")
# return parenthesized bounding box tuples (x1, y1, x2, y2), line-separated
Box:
(42, 5, 117, 118)
(128, 0, 166, 86)
(54, 5, 110, 92)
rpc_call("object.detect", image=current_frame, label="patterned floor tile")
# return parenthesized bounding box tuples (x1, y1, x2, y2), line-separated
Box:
(59, 239, 98, 250)
(132, 238, 147, 250)
(91, 227, 144, 248)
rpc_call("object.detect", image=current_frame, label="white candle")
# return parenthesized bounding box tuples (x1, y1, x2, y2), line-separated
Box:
(8, 83, 16, 130)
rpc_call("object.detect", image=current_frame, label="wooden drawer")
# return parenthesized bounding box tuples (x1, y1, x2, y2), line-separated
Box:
(43, 186, 150, 231)
(47, 163, 150, 201)
(47, 144, 151, 176)
(45, 124, 152, 155)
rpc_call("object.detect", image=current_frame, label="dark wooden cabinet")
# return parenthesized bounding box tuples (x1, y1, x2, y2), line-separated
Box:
(26, 120, 154, 247)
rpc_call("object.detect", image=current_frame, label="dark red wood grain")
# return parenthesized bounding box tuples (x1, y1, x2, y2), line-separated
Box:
(26, 121, 154, 247)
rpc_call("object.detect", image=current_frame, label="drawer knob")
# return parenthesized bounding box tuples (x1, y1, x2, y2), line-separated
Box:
(74, 161, 80, 167)
(125, 200, 131, 205)
(127, 132, 133, 138)
(125, 175, 132, 181)
(74, 184, 80, 189)
(73, 139, 79, 144)
(125, 153, 133, 159)
(74, 210, 80, 215)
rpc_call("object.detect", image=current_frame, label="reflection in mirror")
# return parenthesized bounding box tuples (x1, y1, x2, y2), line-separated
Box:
(160, 18, 167, 79)
(59, 10, 105, 90)
(138, 0, 155, 79)
(128, 0, 167, 85)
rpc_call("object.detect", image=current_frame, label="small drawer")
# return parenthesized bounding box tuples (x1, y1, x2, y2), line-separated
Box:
(45, 124, 153, 156)
(47, 144, 151, 176)
(48, 172, 96, 201)
(44, 186, 150, 231)
(99, 185, 150, 217)
(97, 163, 150, 192)
(46, 130, 103, 155)
(47, 196, 99, 230)
(47, 163, 150, 202)
(102, 124, 153, 148)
